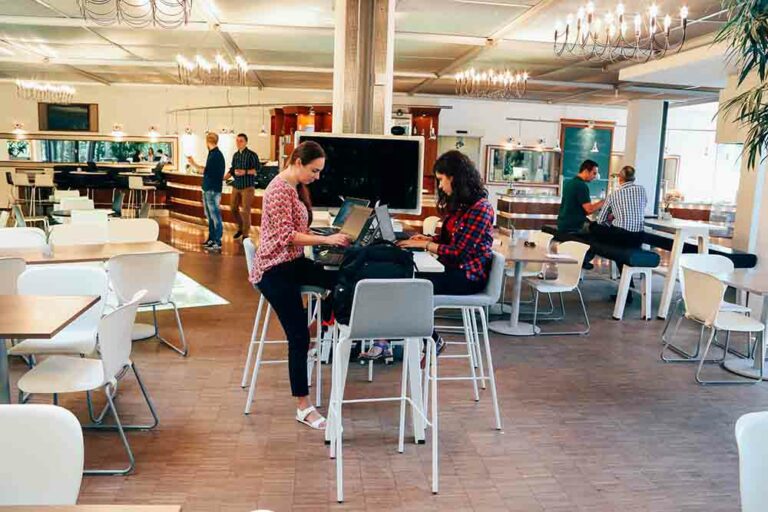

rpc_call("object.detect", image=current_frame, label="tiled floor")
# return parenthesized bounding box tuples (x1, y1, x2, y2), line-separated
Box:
(10, 219, 766, 511)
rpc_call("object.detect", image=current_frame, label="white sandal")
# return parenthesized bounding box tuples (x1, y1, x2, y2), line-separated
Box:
(296, 405, 326, 430)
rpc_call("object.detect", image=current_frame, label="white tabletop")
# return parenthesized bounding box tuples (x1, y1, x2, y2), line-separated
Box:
(644, 218, 719, 233)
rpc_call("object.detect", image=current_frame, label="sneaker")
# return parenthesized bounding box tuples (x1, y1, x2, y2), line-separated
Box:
(206, 242, 222, 252)
(582, 262, 594, 270)
(421, 335, 446, 369)
(203, 239, 213, 247)
(233, 230, 243, 240)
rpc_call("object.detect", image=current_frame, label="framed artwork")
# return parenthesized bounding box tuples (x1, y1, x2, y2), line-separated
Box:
(559, 119, 614, 198)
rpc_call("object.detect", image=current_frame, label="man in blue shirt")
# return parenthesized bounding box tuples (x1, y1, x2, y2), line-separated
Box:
(187, 132, 225, 251)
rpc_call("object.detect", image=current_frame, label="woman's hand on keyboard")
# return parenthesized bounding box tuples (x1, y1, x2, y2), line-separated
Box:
(325, 233, 351, 247)
(410, 234, 431, 242)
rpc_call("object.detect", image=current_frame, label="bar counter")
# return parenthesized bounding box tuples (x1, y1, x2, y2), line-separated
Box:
(496, 193, 561, 231)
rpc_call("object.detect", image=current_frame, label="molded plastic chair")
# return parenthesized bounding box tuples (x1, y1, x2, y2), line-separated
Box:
(0, 404, 83, 505)
(241, 238, 325, 413)
(662, 253, 752, 362)
(107, 252, 188, 356)
(50, 223, 108, 246)
(422, 216, 440, 236)
(682, 268, 765, 385)
(10, 266, 108, 356)
(59, 197, 94, 211)
(71, 210, 109, 224)
(430, 251, 504, 430)
(52, 190, 80, 201)
(0, 257, 25, 294)
(525, 241, 591, 335)
(0, 227, 47, 249)
(327, 279, 437, 502)
(735, 411, 768, 512)
(17, 290, 158, 475)
(107, 218, 159, 243)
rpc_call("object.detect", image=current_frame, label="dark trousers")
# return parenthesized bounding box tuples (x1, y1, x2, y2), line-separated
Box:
(257, 257, 336, 397)
(417, 266, 487, 340)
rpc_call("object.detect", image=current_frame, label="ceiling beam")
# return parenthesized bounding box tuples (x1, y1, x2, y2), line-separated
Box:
(407, 0, 558, 94)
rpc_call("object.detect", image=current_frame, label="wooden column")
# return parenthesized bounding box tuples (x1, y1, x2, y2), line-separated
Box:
(332, 0, 395, 134)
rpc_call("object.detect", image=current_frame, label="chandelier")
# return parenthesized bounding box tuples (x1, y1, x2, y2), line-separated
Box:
(454, 68, 529, 99)
(77, 0, 192, 29)
(554, 2, 689, 62)
(16, 80, 76, 103)
(176, 54, 249, 86)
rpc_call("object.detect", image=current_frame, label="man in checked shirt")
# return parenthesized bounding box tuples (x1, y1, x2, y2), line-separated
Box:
(590, 165, 647, 302)
(225, 133, 260, 241)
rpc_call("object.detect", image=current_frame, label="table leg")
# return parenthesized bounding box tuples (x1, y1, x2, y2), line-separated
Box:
(657, 230, 686, 320)
(722, 296, 767, 380)
(0, 338, 10, 404)
(698, 234, 709, 254)
(489, 261, 539, 336)
(326, 327, 352, 445)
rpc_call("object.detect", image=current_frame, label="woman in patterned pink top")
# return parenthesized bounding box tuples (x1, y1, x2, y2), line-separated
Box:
(251, 141, 349, 430)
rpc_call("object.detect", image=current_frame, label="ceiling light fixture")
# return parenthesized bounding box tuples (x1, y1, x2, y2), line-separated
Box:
(16, 80, 76, 103)
(148, 126, 160, 140)
(454, 68, 529, 99)
(12, 122, 26, 138)
(554, 2, 688, 62)
(77, 0, 192, 29)
(591, 141, 600, 153)
(177, 53, 249, 86)
(111, 123, 125, 139)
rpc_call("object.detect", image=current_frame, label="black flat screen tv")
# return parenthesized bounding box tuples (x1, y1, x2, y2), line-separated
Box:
(295, 132, 424, 214)
(38, 103, 98, 132)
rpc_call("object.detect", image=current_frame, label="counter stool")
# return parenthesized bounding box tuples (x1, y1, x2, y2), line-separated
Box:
(127, 176, 156, 218)
(428, 251, 504, 430)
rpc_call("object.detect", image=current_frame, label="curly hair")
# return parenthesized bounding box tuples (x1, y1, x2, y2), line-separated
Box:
(434, 150, 486, 215)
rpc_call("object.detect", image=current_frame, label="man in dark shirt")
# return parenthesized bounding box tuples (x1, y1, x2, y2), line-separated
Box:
(557, 159, 604, 234)
(187, 132, 225, 251)
(224, 133, 260, 241)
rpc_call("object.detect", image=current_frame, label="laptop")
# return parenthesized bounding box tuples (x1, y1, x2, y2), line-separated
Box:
(373, 205, 411, 242)
(311, 197, 370, 235)
(315, 205, 374, 266)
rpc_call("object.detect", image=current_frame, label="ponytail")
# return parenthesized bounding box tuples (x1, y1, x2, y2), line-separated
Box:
(286, 141, 325, 224)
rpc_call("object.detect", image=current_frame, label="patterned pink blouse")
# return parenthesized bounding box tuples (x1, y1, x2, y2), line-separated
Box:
(250, 176, 308, 284)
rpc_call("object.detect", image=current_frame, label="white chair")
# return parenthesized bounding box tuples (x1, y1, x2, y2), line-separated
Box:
(17, 291, 158, 475)
(32, 173, 55, 217)
(10, 201, 49, 232)
(429, 251, 504, 430)
(500, 231, 555, 312)
(735, 411, 768, 512)
(422, 215, 440, 236)
(59, 197, 94, 211)
(241, 238, 325, 413)
(0, 257, 25, 294)
(127, 176, 156, 216)
(662, 254, 752, 362)
(525, 241, 591, 335)
(0, 227, 47, 249)
(0, 210, 9, 228)
(71, 210, 109, 224)
(9, 266, 108, 356)
(50, 223, 108, 246)
(0, 404, 83, 505)
(681, 268, 765, 385)
(107, 252, 188, 356)
(51, 190, 80, 202)
(327, 279, 437, 502)
(107, 218, 159, 243)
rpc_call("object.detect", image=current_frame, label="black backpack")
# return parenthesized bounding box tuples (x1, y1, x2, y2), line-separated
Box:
(332, 240, 416, 325)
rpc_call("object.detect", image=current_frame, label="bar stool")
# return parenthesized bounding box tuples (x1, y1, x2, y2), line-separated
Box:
(428, 251, 504, 430)
(127, 176, 155, 218)
(240, 239, 326, 413)
(326, 278, 437, 502)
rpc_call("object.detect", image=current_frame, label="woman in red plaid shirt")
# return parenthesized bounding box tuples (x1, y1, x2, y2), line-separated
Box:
(361, 150, 495, 362)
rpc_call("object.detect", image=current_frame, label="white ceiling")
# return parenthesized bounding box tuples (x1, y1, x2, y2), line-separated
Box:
(0, 0, 730, 105)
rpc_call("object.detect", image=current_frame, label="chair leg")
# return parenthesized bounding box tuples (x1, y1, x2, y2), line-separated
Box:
(532, 290, 540, 334)
(244, 303, 271, 415)
(431, 335, 439, 495)
(241, 297, 265, 388)
(155, 301, 188, 356)
(535, 289, 590, 336)
(83, 387, 136, 476)
(314, 296, 323, 408)
(84, 363, 160, 431)
(462, 308, 480, 402)
(398, 338, 410, 454)
(477, 307, 502, 431)
(642, 271, 652, 320)
(469, 308, 486, 389)
(696, 328, 761, 385)
(612, 269, 633, 320)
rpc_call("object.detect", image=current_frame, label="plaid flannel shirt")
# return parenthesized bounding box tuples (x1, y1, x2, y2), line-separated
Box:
(432, 198, 494, 282)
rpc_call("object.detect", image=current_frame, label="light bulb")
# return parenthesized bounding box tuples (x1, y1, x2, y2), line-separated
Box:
(616, 3, 625, 17)
(680, 6, 688, 20)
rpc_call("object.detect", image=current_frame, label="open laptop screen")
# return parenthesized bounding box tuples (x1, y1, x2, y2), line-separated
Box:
(333, 197, 370, 227)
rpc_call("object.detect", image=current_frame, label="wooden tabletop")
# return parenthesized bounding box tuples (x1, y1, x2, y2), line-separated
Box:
(52, 209, 116, 217)
(0, 241, 179, 265)
(716, 270, 768, 296)
(0, 295, 99, 338)
(0, 506, 181, 512)
(502, 239, 578, 264)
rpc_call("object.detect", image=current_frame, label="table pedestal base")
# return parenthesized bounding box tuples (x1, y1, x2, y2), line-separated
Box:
(132, 323, 156, 341)
(488, 321, 540, 337)
(722, 359, 764, 380)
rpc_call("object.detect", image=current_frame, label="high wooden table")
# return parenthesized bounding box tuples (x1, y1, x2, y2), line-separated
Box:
(488, 240, 578, 336)
(644, 218, 719, 320)
(714, 270, 768, 380)
(0, 295, 99, 404)
(0, 241, 179, 265)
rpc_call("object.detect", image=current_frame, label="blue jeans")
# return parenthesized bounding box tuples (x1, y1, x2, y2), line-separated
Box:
(202, 190, 222, 244)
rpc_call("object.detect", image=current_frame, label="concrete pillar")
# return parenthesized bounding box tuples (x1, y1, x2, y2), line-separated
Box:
(332, 0, 395, 134)
(622, 100, 666, 215)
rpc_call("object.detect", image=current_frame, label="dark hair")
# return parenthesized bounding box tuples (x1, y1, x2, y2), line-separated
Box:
(433, 150, 485, 215)
(286, 141, 326, 222)
(579, 159, 599, 173)
(237, 133, 248, 142)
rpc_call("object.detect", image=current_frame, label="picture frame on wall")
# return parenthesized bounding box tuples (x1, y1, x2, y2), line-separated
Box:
(559, 119, 614, 198)
(485, 145, 561, 186)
